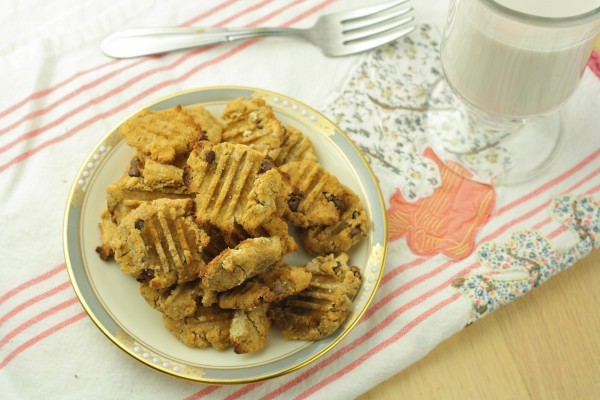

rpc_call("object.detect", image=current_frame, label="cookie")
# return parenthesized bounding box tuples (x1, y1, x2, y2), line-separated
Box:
(113, 198, 211, 289)
(200, 237, 285, 292)
(274, 125, 318, 166)
(163, 305, 233, 350)
(221, 97, 285, 159)
(280, 160, 351, 228)
(131, 153, 187, 189)
(184, 141, 290, 234)
(95, 209, 118, 261)
(269, 253, 362, 340)
(249, 217, 298, 254)
(218, 263, 312, 309)
(184, 105, 223, 143)
(298, 193, 368, 256)
(199, 216, 297, 259)
(139, 279, 218, 320)
(106, 174, 191, 224)
(119, 106, 203, 164)
(229, 304, 271, 354)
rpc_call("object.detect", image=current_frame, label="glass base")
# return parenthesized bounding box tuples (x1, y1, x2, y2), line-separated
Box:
(424, 79, 564, 186)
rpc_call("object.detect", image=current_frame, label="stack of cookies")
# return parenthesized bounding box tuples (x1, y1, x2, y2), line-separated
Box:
(96, 97, 367, 354)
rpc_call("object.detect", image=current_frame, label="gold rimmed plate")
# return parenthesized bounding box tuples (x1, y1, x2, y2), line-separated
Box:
(63, 86, 387, 384)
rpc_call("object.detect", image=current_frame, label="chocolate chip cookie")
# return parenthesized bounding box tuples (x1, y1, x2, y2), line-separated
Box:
(119, 106, 202, 164)
(185, 141, 291, 234)
(112, 198, 211, 289)
(229, 304, 271, 354)
(163, 305, 233, 350)
(298, 193, 368, 256)
(218, 263, 312, 309)
(221, 97, 285, 159)
(139, 279, 217, 320)
(274, 125, 318, 166)
(269, 253, 362, 340)
(200, 236, 286, 292)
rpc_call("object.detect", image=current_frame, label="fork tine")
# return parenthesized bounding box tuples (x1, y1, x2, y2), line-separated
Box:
(344, 16, 414, 44)
(335, 0, 411, 22)
(342, 23, 415, 54)
(342, 6, 412, 31)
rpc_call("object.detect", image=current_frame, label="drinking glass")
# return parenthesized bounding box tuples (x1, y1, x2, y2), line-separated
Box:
(425, 0, 600, 185)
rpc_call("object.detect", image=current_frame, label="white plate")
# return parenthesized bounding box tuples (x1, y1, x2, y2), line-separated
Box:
(63, 86, 387, 384)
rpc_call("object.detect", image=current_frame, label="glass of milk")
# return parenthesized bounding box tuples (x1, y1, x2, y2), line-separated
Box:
(426, 0, 600, 184)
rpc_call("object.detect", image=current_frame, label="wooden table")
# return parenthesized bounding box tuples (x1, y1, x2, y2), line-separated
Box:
(359, 39, 600, 400)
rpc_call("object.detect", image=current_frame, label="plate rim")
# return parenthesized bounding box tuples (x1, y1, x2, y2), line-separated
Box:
(62, 85, 388, 384)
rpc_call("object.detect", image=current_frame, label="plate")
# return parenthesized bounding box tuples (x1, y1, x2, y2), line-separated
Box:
(63, 86, 387, 384)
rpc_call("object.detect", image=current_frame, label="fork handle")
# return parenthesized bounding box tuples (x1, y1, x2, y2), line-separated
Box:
(100, 27, 302, 58)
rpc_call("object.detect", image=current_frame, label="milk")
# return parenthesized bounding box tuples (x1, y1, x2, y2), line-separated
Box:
(441, 0, 600, 118)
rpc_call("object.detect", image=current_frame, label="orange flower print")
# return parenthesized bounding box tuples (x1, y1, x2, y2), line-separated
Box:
(388, 149, 496, 260)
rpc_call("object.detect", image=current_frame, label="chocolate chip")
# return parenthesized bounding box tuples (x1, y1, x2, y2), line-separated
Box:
(350, 227, 362, 237)
(182, 168, 190, 187)
(280, 170, 291, 181)
(259, 157, 274, 174)
(352, 210, 359, 219)
(136, 269, 155, 283)
(332, 197, 346, 211)
(287, 189, 304, 212)
(288, 197, 301, 212)
(323, 192, 346, 211)
(134, 219, 144, 230)
(164, 285, 176, 297)
(199, 130, 208, 141)
(128, 158, 141, 177)
(204, 149, 216, 163)
(95, 245, 114, 261)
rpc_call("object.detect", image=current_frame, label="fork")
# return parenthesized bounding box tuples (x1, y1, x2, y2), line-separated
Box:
(101, 0, 415, 58)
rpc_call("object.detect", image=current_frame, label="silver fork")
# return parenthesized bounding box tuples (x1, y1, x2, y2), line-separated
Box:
(101, 0, 415, 58)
